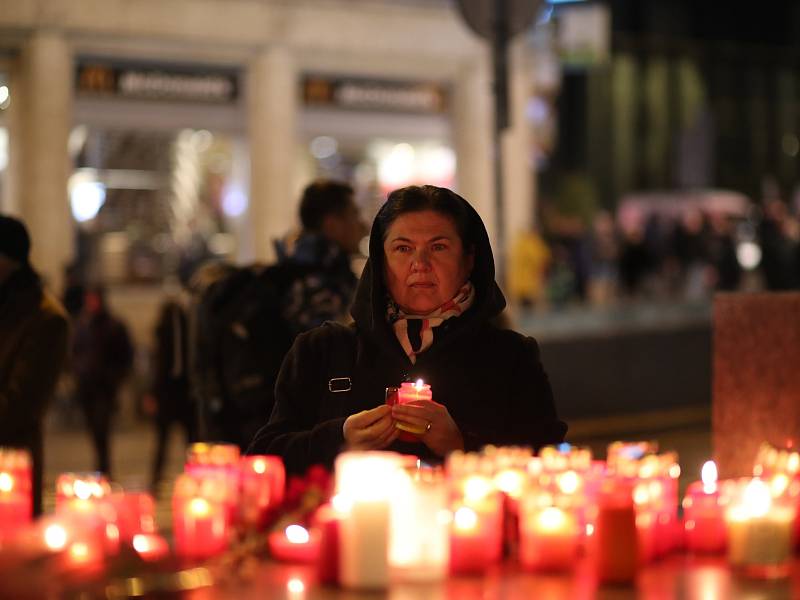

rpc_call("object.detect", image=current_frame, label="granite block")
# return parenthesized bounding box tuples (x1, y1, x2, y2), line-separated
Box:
(713, 292, 800, 478)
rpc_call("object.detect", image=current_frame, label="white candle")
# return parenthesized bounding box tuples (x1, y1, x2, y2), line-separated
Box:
(389, 468, 449, 582)
(725, 478, 794, 570)
(335, 452, 405, 590)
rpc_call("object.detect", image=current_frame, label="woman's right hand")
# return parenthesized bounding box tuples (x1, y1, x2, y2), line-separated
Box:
(343, 405, 399, 451)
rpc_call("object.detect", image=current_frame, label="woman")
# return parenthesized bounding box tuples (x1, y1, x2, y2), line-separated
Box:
(248, 185, 566, 474)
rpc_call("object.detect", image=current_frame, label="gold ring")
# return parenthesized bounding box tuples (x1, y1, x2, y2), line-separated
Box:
(425, 421, 432, 432)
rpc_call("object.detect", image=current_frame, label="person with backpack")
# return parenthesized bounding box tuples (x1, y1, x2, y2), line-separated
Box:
(190, 180, 367, 449)
(247, 185, 567, 475)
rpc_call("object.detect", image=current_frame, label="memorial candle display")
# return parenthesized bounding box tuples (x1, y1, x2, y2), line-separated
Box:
(172, 474, 229, 561)
(725, 478, 795, 578)
(683, 461, 727, 554)
(335, 452, 405, 590)
(0, 448, 32, 539)
(388, 467, 449, 582)
(394, 380, 432, 435)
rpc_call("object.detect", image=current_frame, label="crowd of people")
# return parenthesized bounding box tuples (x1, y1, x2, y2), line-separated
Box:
(509, 196, 800, 309)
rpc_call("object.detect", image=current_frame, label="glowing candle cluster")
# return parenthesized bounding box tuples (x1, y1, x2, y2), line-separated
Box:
(0, 448, 32, 541)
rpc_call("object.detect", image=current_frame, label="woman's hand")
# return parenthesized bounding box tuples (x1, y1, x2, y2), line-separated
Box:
(343, 405, 399, 451)
(391, 400, 464, 457)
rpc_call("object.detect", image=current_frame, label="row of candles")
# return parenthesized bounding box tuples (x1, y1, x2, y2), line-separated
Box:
(2, 436, 800, 587)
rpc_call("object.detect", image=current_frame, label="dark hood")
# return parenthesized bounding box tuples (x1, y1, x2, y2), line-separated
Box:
(350, 189, 505, 344)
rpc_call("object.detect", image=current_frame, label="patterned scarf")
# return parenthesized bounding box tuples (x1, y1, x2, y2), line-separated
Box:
(387, 281, 475, 364)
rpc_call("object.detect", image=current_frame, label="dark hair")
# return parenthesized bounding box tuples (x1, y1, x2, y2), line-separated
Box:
(299, 180, 355, 231)
(378, 185, 476, 249)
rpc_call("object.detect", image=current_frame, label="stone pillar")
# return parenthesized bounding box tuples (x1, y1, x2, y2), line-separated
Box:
(452, 57, 495, 249)
(247, 45, 298, 264)
(502, 39, 534, 254)
(17, 31, 73, 291)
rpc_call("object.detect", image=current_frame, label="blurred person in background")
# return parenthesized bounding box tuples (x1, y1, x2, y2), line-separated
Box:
(0, 215, 70, 516)
(71, 286, 133, 477)
(508, 228, 551, 309)
(144, 285, 196, 494)
(586, 210, 619, 305)
(673, 208, 712, 300)
(190, 180, 367, 449)
(276, 179, 368, 334)
(759, 198, 799, 290)
(707, 212, 742, 291)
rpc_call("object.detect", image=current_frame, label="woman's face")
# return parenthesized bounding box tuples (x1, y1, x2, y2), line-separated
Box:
(383, 210, 474, 314)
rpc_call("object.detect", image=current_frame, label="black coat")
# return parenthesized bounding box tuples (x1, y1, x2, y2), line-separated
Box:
(248, 189, 567, 474)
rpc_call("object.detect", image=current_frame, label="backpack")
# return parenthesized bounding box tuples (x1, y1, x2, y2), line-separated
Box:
(191, 262, 309, 449)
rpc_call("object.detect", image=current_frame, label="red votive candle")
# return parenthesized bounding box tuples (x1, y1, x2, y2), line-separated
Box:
(315, 503, 341, 585)
(592, 477, 638, 584)
(172, 474, 229, 561)
(268, 524, 320, 563)
(240, 455, 285, 528)
(132, 533, 170, 562)
(110, 491, 156, 543)
(683, 461, 727, 554)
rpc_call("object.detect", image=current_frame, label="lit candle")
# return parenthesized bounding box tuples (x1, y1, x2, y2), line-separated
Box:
(185, 443, 241, 528)
(592, 477, 638, 583)
(394, 380, 432, 435)
(268, 524, 320, 563)
(683, 461, 727, 554)
(335, 451, 405, 590)
(132, 533, 170, 562)
(240, 455, 285, 529)
(109, 491, 156, 544)
(448, 474, 502, 575)
(0, 470, 30, 541)
(172, 474, 229, 561)
(388, 467, 449, 582)
(315, 501, 342, 585)
(519, 504, 579, 572)
(725, 478, 795, 578)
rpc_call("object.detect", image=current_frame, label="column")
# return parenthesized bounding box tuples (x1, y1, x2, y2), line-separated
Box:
(502, 39, 535, 251)
(17, 31, 73, 292)
(247, 45, 298, 264)
(452, 57, 495, 249)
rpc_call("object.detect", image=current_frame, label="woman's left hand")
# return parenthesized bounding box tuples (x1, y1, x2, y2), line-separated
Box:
(391, 400, 464, 457)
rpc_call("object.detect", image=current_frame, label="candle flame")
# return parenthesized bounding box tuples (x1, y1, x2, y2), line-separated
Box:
(771, 473, 790, 497)
(536, 507, 567, 532)
(633, 484, 650, 506)
(414, 379, 424, 390)
(585, 523, 594, 537)
(742, 478, 771, 518)
(287, 578, 305, 594)
(463, 476, 492, 503)
(0, 472, 14, 493)
(285, 524, 310, 544)
(189, 497, 211, 517)
(453, 506, 478, 532)
(788, 453, 800, 474)
(253, 458, 267, 474)
(557, 470, 580, 495)
(701, 461, 718, 494)
(133, 534, 152, 553)
(44, 524, 69, 550)
(494, 470, 524, 496)
(73, 480, 92, 500)
(69, 542, 90, 562)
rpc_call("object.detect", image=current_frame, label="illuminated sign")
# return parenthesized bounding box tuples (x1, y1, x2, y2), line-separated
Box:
(76, 61, 239, 103)
(303, 75, 448, 113)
